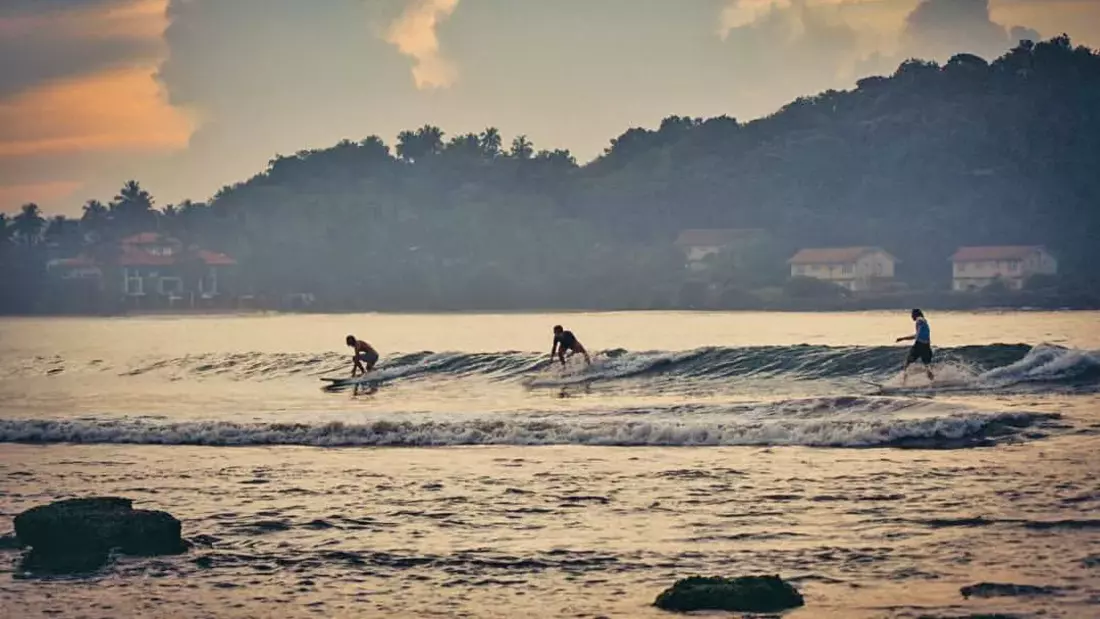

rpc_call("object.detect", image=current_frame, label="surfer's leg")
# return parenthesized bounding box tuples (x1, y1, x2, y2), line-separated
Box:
(576, 343, 591, 365)
(902, 347, 918, 385)
(921, 345, 934, 381)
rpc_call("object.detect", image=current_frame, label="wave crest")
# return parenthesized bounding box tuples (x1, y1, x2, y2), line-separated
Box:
(8, 344, 1096, 391)
(0, 410, 1060, 449)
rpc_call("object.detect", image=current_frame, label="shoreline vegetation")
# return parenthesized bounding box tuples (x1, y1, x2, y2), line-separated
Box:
(4, 289, 1099, 317)
(2, 36, 1099, 317)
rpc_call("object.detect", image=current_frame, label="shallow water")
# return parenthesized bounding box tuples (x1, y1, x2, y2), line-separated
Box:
(0, 311, 1098, 618)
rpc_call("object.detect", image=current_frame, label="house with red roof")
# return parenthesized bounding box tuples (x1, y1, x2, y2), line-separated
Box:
(48, 233, 237, 308)
(950, 245, 1056, 291)
(787, 247, 897, 292)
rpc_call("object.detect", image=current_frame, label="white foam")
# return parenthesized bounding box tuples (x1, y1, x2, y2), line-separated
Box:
(0, 410, 1053, 448)
(980, 344, 1099, 385)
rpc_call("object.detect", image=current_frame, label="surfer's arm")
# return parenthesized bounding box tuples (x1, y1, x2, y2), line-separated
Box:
(351, 354, 365, 376)
(895, 335, 915, 342)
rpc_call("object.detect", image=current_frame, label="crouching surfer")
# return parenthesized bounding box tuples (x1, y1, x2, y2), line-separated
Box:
(551, 325, 591, 366)
(346, 335, 379, 377)
(895, 309, 934, 385)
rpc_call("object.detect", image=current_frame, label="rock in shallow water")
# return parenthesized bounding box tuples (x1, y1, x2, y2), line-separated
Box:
(653, 575, 805, 613)
(13, 497, 187, 574)
(960, 582, 1062, 599)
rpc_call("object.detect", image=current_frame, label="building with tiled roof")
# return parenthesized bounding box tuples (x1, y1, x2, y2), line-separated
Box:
(48, 232, 237, 308)
(787, 246, 896, 292)
(673, 229, 766, 270)
(950, 245, 1056, 291)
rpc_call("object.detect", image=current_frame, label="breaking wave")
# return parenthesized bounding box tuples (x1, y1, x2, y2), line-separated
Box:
(0, 410, 1062, 449)
(10, 344, 1098, 391)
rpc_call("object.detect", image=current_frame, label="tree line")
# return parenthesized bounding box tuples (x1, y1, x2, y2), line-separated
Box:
(2, 35, 1099, 313)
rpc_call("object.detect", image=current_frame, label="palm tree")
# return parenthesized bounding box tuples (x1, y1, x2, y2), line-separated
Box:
(111, 180, 156, 235)
(395, 130, 418, 162)
(396, 125, 445, 163)
(416, 125, 444, 156)
(358, 135, 392, 163)
(478, 127, 502, 158)
(509, 135, 534, 160)
(80, 199, 110, 243)
(12, 203, 45, 245)
(445, 133, 483, 158)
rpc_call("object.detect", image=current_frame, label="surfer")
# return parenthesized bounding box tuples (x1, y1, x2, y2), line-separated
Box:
(896, 309, 934, 384)
(346, 335, 379, 377)
(551, 325, 591, 366)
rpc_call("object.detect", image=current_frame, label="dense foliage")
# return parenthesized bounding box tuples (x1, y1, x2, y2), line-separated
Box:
(2, 36, 1098, 313)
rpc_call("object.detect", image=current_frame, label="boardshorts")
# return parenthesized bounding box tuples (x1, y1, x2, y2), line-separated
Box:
(907, 341, 933, 365)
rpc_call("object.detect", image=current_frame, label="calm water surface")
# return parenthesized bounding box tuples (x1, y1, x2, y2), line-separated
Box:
(0, 311, 1097, 618)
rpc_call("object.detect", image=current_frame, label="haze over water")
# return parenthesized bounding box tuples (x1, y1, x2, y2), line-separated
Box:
(1, 311, 1098, 617)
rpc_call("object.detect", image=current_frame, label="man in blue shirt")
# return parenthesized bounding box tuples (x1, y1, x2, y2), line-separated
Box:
(896, 309, 934, 384)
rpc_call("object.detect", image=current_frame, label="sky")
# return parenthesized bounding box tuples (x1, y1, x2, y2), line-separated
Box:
(2, 0, 1099, 215)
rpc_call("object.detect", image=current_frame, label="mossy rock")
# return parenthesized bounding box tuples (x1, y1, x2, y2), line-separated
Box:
(654, 575, 804, 613)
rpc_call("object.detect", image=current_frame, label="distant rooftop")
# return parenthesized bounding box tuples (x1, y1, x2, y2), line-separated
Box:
(788, 247, 892, 264)
(951, 246, 1047, 262)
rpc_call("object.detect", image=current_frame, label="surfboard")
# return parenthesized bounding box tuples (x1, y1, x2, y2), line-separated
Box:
(320, 376, 369, 388)
(862, 377, 974, 397)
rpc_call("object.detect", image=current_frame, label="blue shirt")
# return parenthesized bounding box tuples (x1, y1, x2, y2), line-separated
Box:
(915, 318, 930, 343)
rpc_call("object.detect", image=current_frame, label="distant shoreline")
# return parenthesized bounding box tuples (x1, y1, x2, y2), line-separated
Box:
(2, 297, 1098, 318)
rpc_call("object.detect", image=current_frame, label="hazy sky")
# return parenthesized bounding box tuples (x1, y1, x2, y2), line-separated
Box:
(2, 0, 1098, 215)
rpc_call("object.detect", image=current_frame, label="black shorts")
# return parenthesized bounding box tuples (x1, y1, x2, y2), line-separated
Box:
(907, 341, 933, 365)
(356, 350, 379, 366)
(556, 334, 578, 352)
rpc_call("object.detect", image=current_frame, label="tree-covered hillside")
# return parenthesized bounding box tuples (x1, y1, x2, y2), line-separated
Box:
(3, 36, 1098, 312)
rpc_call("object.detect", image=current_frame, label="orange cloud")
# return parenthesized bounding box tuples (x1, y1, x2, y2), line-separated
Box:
(0, 181, 83, 212)
(385, 0, 460, 89)
(0, 0, 167, 43)
(0, 65, 195, 158)
(92, 0, 170, 41)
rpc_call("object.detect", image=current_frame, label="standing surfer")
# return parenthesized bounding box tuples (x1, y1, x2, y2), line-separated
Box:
(551, 325, 591, 366)
(346, 335, 379, 377)
(895, 309, 934, 385)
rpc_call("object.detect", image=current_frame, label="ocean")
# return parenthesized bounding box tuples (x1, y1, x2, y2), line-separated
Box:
(0, 311, 1097, 618)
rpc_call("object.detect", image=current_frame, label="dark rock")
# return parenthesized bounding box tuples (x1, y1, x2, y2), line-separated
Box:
(654, 575, 805, 613)
(960, 582, 1061, 599)
(0, 533, 22, 550)
(19, 549, 118, 575)
(13, 497, 186, 574)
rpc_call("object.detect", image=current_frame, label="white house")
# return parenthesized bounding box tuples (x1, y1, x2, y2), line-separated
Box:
(950, 245, 1057, 291)
(787, 247, 897, 291)
(674, 229, 764, 270)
